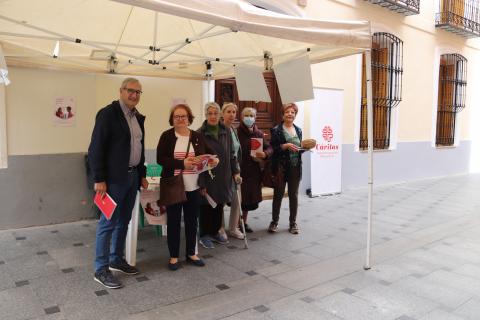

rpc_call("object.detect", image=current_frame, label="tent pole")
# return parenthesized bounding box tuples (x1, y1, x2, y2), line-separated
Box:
(364, 49, 374, 270)
(153, 12, 158, 62)
(207, 78, 211, 100)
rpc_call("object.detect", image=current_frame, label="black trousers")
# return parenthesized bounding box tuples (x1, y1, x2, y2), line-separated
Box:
(166, 190, 200, 258)
(199, 203, 224, 237)
(272, 165, 301, 225)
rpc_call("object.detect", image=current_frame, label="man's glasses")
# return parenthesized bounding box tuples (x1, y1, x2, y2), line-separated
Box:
(173, 115, 188, 120)
(123, 88, 143, 95)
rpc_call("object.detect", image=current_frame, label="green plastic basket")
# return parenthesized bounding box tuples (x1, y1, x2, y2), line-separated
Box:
(146, 163, 162, 177)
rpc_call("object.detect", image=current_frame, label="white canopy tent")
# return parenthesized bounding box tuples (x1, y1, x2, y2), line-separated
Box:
(0, 0, 376, 268)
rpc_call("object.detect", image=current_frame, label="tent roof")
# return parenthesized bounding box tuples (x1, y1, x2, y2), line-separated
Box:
(0, 0, 371, 80)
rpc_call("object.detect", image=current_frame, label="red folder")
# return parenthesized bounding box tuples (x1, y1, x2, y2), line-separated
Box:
(94, 193, 117, 220)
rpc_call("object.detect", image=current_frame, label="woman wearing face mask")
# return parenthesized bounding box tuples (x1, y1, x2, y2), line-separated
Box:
(237, 107, 272, 233)
(268, 103, 304, 234)
(198, 102, 240, 249)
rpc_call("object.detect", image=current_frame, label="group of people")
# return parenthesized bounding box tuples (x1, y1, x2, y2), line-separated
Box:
(88, 78, 306, 289)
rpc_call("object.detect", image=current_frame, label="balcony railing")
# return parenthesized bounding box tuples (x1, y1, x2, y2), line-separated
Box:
(436, 0, 480, 38)
(364, 0, 420, 15)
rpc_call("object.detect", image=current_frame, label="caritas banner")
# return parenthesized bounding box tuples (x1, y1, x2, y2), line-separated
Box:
(310, 88, 343, 196)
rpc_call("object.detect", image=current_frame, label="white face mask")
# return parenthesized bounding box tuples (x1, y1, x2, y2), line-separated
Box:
(243, 116, 255, 127)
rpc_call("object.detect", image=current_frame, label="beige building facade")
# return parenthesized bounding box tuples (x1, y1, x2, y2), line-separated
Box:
(0, 0, 479, 228)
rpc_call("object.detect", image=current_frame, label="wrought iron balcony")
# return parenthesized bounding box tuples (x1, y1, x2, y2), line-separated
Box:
(436, 0, 480, 38)
(364, 0, 420, 16)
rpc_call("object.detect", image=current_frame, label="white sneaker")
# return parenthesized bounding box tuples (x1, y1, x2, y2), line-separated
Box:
(227, 228, 245, 240)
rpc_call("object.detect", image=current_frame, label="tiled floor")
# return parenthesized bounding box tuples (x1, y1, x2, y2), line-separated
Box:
(1, 174, 480, 319)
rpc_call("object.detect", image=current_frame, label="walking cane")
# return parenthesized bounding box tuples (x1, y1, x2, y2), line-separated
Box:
(236, 182, 248, 249)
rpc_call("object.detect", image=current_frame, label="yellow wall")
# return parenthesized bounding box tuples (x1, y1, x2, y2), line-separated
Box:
(5, 68, 203, 155)
(304, 0, 480, 144)
(6, 68, 97, 155)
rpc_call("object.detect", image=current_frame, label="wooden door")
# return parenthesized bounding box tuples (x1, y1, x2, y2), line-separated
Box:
(373, 47, 389, 149)
(215, 72, 283, 140)
(436, 60, 456, 146)
(360, 45, 390, 150)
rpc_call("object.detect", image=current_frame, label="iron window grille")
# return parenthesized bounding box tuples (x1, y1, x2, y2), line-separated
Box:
(435, 54, 467, 146)
(360, 33, 403, 150)
(436, 0, 480, 38)
(364, 0, 420, 15)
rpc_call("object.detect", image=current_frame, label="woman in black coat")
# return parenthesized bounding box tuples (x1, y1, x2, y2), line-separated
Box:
(197, 102, 240, 249)
(237, 107, 272, 233)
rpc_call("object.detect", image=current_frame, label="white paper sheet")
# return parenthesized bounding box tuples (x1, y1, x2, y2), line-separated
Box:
(274, 55, 314, 103)
(234, 65, 271, 102)
(205, 193, 217, 208)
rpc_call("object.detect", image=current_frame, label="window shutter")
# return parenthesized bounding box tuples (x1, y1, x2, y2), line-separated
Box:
(435, 54, 467, 146)
(360, 33, 403, 150)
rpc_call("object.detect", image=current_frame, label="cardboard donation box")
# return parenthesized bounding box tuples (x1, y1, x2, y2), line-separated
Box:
(140, 189, 166, 225)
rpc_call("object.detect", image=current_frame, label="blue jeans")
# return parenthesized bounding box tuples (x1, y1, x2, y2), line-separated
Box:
(94, 169, 138, 272)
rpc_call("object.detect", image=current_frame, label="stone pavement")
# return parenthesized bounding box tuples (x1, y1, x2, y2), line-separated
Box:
(1, 174, 480, 320)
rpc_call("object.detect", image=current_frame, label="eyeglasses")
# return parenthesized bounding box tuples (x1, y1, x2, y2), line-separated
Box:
(173, 115, 188, 120)
(207, 112, 219, 117)
(123, 88, 143, 95)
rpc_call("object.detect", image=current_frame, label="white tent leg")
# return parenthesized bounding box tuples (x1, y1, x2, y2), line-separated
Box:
(125, 191, 140, 266)
(364, 49, 374, 270)
(0, 45, 9, 169)
(207, 78, 212, 100)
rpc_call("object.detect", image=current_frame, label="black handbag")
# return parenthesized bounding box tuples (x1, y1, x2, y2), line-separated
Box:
(159, 133, 191, 206)
(262, 160, 284, 188)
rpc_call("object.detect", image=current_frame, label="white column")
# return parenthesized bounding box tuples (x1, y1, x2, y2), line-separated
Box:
(201, 79, 215, 122)
(0, 45, 8, 169)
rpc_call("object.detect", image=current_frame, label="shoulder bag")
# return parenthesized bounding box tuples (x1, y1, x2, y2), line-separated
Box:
(159, 132, 191, 206)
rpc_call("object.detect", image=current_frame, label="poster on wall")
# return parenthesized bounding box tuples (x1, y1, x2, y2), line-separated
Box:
(310, 87, 343, 196)
(53, 97, 76, 126)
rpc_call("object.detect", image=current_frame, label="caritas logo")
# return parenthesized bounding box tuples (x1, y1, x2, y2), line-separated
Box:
(322, 126, 334, 142)
(316, 125, 339, 152)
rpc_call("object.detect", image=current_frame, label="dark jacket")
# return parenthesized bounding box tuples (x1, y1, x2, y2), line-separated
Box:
(238, 122, 272, 205)
(270, 122, 304, 174)
(156, 128, 213, 188)
(88, 100, 146, 186)
(198, 121, 239, 204)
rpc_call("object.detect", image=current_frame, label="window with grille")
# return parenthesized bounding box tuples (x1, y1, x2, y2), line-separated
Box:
(360, 32, 403, 150)
(435, 54, 467, 146)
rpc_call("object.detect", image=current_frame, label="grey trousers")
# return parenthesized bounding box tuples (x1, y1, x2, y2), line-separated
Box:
(272, 165, 301, 225)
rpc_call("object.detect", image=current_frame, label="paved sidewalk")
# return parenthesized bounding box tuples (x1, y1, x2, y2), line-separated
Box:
(1, 174, 480, 320)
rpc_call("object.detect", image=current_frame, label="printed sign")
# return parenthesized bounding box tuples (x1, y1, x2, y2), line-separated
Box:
(310, 88, 343, 195)
(53, 97, 76, 126)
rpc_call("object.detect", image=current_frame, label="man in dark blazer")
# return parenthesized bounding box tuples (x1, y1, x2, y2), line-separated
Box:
(88, 77, 148, 289)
